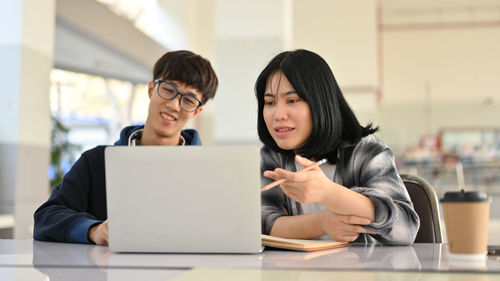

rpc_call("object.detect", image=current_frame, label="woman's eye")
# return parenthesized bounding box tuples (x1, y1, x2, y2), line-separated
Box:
(288, 99, 299, 104)
(264, 100, 274, 106)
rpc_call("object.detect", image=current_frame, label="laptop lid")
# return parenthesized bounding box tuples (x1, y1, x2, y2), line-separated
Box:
(105, 145, 262, 253)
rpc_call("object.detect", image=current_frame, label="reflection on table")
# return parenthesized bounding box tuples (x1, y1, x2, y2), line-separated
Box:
(0, 239, 499, 281)
(262, 243, 423, 270)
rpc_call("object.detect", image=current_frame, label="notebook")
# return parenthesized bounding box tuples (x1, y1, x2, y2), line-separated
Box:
(105, 145, 262, 253)
(261, 235, 349, 252)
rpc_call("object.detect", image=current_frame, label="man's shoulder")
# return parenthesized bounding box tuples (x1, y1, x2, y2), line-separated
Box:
(79, 145, 110, 163)
(115, 125, 144, 145)
(181, 129, 202, 145)
(82, 145, 108, 155)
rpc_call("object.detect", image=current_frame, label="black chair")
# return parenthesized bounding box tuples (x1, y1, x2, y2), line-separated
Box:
(401, 174, 443, 243)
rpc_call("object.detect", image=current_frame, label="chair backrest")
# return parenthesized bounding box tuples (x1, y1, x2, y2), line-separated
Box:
(400, 174, 443, 243)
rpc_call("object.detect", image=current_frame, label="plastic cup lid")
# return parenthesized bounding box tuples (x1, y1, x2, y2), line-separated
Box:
(440, 189, 490, 203)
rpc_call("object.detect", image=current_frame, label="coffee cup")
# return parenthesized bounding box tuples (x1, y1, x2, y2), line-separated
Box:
(440, 189, 490, 259)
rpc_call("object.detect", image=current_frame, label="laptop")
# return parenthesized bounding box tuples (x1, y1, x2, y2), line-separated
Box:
(105, 145, 262, 253)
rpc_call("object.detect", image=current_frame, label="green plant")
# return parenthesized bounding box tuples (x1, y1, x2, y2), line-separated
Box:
(50, 118, 81, 190)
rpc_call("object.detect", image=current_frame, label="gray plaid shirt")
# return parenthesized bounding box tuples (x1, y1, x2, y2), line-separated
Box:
(260, 134, 420, 245)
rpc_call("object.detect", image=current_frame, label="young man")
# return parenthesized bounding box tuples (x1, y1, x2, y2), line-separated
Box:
(34, 50, 218, 245)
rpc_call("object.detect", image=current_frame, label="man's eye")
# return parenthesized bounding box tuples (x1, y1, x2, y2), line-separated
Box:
(164, 87, 176, 94)
(184, 97, 196, 105)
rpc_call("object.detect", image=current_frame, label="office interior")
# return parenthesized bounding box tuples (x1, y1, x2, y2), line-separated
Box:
(1, 0, 500, 247)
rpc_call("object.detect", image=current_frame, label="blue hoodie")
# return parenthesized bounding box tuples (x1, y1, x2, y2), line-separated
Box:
(33, 126, 202, 244)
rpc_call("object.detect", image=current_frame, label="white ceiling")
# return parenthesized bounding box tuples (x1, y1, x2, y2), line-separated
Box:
(54, 18, 152, 84)
(53, 0, 500, 82)
(380, 0, 500, 24)
(54, 0, 167, 83)
(381, 0, 500, 11)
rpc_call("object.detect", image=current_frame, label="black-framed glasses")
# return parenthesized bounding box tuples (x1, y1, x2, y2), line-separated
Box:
(154, 79, 202, 112)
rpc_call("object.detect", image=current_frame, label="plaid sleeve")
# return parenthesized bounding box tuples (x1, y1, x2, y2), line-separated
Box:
(348, 136, 420, 245)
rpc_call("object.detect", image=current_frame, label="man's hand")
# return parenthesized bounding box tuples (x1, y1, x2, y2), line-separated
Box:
(88, 220, 109, 245)
(320, 210, 374, 242)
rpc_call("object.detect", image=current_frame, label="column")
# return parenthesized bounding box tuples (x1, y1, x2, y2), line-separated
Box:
(212, 0, 285, 145)
(0, 0, 54, 238)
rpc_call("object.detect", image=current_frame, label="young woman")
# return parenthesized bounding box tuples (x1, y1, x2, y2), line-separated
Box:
(256, 49, 419, 244)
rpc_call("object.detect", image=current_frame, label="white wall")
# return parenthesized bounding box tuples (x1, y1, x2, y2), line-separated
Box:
(210, 0, 380, 144)
(292, 0, 378, 91)
(212, 0, 285, 144)
(376, 26, 500, 153)
(382, 28, 500, 104)
(291, 0, 379, 113)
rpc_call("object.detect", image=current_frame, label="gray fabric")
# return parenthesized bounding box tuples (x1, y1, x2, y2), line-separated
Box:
(295, 161, 335, 240)
(260, 134, 420, 245)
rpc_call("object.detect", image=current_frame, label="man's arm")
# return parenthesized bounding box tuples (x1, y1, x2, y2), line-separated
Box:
(33, 146, 107, 244)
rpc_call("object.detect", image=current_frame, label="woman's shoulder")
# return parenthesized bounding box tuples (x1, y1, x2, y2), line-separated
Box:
(260, 145, 293, 169)
(260, 145, 280, 162)
(357, 134, 388, 149)
(350, 134, 390, 159)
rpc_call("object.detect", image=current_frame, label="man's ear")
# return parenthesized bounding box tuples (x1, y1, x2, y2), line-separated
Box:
(192, 106, 204, 117)
(147, 80, 155, 98)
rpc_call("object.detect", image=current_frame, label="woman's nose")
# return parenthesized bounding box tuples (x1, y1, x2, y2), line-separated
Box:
(273, 102, 288, 120)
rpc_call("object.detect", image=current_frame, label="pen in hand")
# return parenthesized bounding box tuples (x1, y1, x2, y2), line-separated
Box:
(261, 158, 328, 192)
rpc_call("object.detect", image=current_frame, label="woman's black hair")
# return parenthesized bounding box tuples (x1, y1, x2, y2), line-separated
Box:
(255, 49, 378, 163)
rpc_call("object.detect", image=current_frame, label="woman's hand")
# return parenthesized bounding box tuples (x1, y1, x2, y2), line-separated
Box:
(263, 155, 330, 204)
(320, 209, 374, 242)
(88, 220, 109, 245)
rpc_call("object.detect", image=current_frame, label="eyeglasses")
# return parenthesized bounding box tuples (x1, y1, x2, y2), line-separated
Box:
(154, 79, 202, 112)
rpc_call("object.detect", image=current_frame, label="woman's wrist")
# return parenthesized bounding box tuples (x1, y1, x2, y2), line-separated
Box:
(318, 180, 341, 211)
(318, 209, 330, 234)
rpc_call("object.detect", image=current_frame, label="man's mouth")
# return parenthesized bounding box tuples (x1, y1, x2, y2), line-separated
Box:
(161, 112, 177, 121)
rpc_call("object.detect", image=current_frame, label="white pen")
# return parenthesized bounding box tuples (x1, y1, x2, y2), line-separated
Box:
(261, 158, 328, 192)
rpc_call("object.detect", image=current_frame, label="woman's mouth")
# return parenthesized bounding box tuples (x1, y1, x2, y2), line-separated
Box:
(274, 127, 294, 138)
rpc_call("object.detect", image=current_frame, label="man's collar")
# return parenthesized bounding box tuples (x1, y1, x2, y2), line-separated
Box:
(128, 129, 186, 146)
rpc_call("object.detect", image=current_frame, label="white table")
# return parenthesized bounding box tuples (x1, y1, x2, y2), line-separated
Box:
(1, 239, 499, 281)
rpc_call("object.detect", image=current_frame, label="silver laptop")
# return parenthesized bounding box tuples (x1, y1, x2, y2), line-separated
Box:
(105, 145, 262, 253)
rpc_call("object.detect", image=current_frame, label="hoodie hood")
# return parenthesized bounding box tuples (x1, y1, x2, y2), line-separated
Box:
(114, 125, 202, 146)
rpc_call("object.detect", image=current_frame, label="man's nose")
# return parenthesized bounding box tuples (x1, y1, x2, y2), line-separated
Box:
(166, 95, 181, 112)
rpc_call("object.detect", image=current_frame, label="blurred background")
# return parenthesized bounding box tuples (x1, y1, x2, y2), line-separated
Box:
(1, 0, 499, 243)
